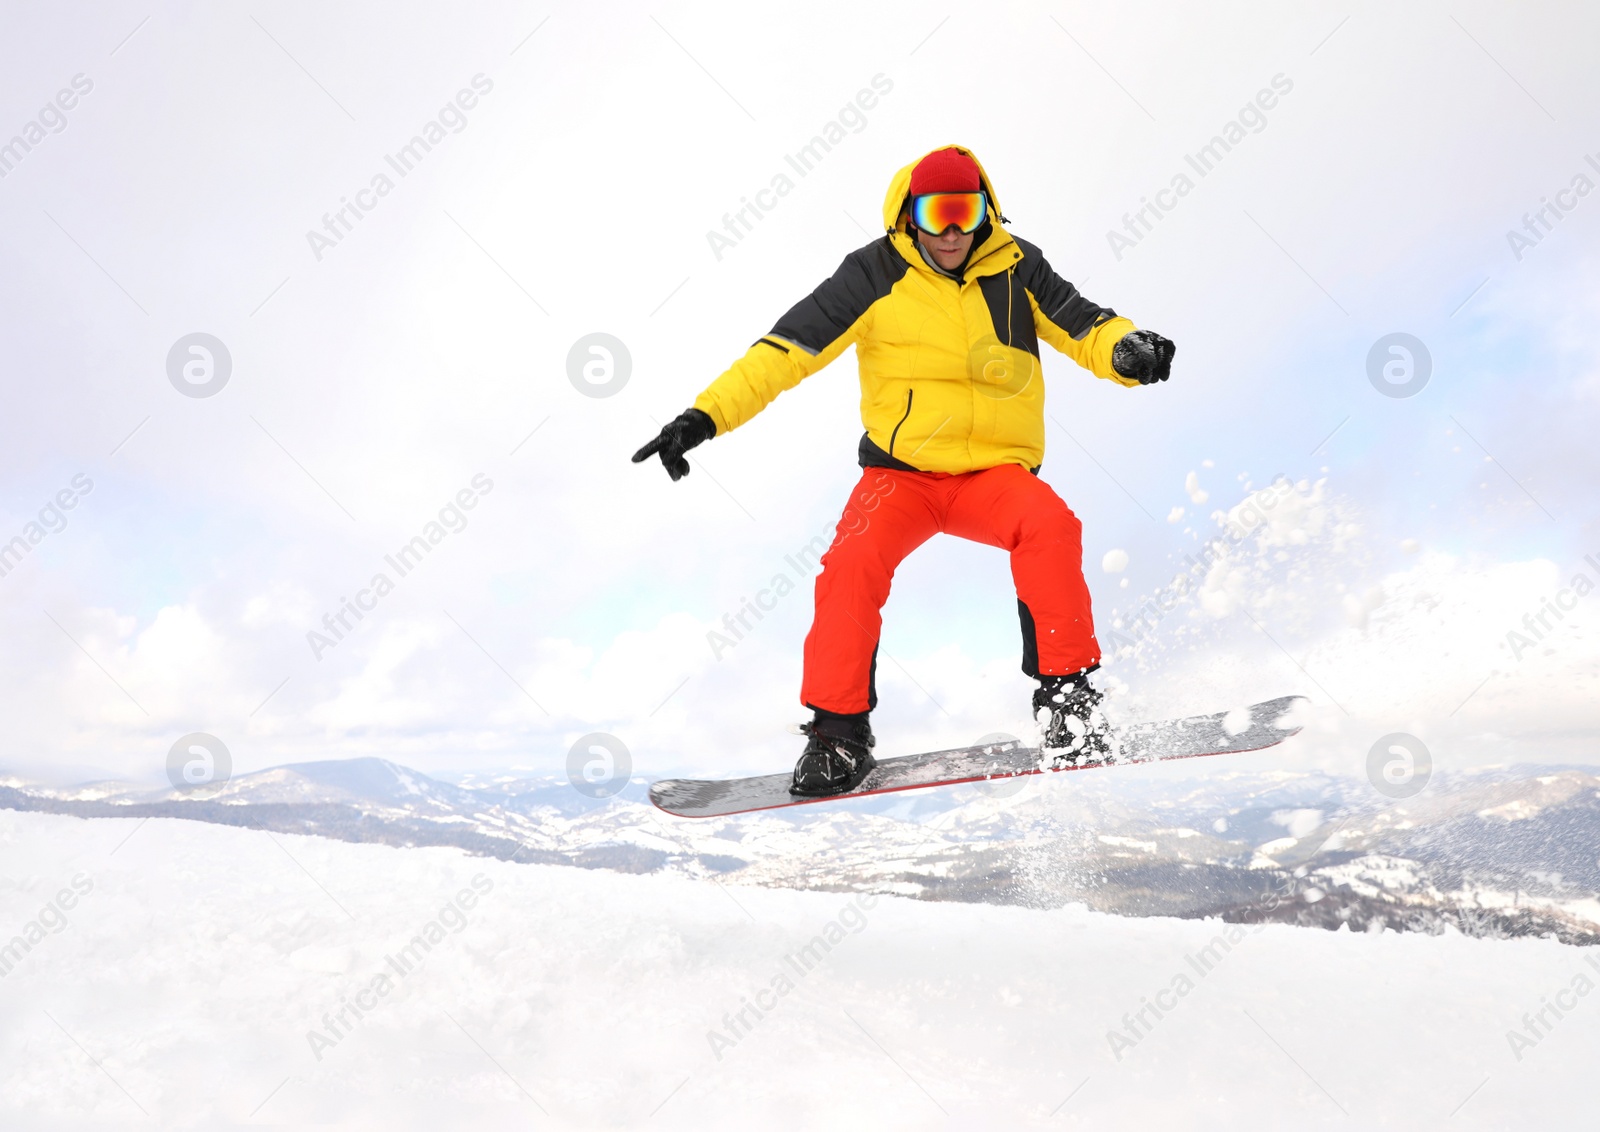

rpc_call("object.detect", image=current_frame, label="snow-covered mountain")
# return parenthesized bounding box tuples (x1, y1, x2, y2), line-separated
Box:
(6, 759, 1597, 945)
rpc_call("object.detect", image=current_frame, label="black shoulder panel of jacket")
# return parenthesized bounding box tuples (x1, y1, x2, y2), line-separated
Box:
(1013, 236, 1119, 343)
(770, 237, 909, 356)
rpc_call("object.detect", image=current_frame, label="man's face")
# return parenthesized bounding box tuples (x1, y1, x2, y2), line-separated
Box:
(916, 225, 974, 271)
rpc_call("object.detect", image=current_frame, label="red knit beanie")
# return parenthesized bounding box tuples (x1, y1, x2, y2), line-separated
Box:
(910, 147, 981, 195)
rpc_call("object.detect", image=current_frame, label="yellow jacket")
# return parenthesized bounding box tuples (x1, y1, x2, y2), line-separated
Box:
(693, 146, 1141, 474)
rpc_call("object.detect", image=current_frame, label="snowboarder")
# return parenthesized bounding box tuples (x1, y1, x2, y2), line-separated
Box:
(634, 146, 1175, 797)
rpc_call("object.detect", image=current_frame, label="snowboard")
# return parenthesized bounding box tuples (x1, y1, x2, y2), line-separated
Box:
(649, 695, 1306, 818)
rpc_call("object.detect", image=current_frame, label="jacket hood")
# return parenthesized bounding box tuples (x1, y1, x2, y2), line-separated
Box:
(880, 145, 1004, 232)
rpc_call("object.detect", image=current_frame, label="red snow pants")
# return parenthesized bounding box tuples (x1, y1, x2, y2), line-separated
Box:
(801, 464, 1101, 715)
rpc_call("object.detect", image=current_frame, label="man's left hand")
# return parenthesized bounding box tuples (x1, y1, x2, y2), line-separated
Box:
(1112, 329, 1176, 385)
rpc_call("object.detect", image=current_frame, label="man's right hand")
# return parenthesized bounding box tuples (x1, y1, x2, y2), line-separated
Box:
(631, 408, 717, 481)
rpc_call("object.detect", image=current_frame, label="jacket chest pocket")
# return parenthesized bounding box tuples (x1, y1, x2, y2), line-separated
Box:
(976, 270, 1040, 358)
(965, 271, 1040, 402)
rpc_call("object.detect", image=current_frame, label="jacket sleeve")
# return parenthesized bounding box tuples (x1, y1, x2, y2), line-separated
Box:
(1016, 240, 1140, 388)
(692, 247, 886, 434)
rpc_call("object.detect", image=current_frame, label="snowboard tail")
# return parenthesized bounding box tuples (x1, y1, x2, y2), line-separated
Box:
(649, 696, 1307, 819)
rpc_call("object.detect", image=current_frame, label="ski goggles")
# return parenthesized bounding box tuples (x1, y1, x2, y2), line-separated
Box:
(910, 191, 988, 235)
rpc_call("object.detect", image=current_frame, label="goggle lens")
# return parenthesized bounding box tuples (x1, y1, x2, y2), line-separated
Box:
(911, 192, 988, 235)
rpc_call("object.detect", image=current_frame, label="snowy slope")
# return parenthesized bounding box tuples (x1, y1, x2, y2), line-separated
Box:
(1, 809, 1595, 1129)
(7, 758, 1600, 943)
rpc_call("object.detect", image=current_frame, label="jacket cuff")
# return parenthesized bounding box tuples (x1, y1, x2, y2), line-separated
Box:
(1101, 320, 1142, 386)
(690, 396, 728, 436)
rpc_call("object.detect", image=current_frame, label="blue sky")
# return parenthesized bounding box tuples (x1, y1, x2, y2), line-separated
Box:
(1, 1, 1596, 786)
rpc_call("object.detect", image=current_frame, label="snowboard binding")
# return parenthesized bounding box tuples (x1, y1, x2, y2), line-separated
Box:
(789, 712, 877, 796)
(1034, 674, 1114, 767)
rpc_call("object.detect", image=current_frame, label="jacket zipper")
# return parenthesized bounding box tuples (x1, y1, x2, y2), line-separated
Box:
(888, 389, 914, 457)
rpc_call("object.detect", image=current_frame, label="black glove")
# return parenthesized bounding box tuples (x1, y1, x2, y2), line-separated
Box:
(1112, 329, 1176, 385)
(631, 408, 717, 481)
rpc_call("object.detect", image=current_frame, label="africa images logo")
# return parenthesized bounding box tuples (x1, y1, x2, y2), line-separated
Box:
(305, 74, 494, 261)
(706, 74, 894, 261)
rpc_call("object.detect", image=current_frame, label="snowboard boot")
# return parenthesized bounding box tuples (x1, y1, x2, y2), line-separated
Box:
(789, 710, 877, 797)
(1033, 673, 1113, 767)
